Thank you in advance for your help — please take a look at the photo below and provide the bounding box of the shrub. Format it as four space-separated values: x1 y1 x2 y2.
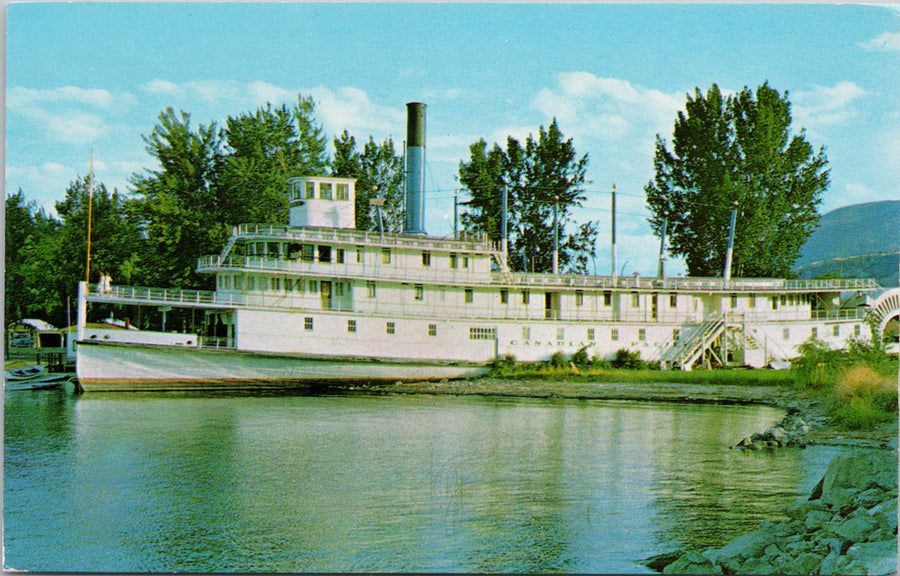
612 348 644 369
832 395 895 430
590 354 612 369
493 354 517 371
548 350 567 368
570 346 591 366
791 338 843 389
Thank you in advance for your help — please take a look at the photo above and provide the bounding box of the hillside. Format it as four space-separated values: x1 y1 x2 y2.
794 200 899 287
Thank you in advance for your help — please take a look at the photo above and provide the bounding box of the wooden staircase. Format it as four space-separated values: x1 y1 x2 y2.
662 314 726 371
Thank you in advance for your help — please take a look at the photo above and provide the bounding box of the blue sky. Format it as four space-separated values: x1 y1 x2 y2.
6 2 900 276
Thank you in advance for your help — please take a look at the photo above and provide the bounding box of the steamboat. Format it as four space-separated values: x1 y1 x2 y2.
75 103 881 391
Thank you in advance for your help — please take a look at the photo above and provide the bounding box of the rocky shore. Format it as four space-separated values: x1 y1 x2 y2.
648 450 898 575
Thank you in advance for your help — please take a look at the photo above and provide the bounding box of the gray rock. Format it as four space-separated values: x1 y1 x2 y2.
662 550 719 575
854 487 888 509
835 515 880 543
869 499 899 534
783 552 824 575
817 551 849 575
820 453 898 501
740 557 775 575
806 509 833 532
846 539 899 576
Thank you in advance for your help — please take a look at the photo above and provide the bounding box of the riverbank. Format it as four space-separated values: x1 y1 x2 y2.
367 377 896 448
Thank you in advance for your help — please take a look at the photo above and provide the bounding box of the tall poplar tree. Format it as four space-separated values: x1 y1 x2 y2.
458 120 598 273
645 82 828 278
331 131 404 233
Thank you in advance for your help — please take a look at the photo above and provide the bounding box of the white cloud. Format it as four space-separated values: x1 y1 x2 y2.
308 86 405 140
858 31 900 52
531 72 684 145
793 81 869 130
7 85 118 109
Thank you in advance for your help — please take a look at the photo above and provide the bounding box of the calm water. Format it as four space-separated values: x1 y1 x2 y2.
4 387 847 573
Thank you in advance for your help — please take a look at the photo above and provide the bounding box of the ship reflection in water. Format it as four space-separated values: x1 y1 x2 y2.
4 389 847 573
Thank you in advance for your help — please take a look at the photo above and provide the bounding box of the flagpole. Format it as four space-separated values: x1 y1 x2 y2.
85 152 94 284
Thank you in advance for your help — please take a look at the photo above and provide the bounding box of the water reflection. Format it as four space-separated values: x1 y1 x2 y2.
4 390 845 573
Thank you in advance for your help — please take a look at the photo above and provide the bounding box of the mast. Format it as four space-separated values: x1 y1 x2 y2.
85 152 94 284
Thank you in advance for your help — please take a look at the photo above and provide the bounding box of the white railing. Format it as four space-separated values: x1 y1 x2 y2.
231 224 498 253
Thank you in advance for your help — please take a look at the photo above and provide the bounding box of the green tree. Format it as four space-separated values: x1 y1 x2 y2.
130 107 225 289
458 120 598 273
219 97 329 225
5 189 58 323
331 131 404 232
645 82 828 277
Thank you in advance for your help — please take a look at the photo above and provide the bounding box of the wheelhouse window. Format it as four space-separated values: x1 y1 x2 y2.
305 181 315 199
319 182 333 200
336 183 349 201
318 245 332 263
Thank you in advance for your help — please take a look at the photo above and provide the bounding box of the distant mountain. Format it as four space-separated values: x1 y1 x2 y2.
794 200 899 287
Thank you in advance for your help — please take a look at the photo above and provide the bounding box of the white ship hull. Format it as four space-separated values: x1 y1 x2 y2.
76 340 488 392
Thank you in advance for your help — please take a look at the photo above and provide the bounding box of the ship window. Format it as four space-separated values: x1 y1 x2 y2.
833 325 840 337
603 292 612 306
337 248 345 264
783 328 790 340
247 277 255 291
348 320 356 333
781 294 787 306
422 251 431 267
367 281 376 298
673 329 680 341
811 327 818 339
854 324 861 337
309 280 318 293
305 182 315 199
287 243 301 260
335 282 344 296
463 256 469 269
575 291 583 306
748 294 756 308
500 289 508 304
284 278 293 292
382 248 392 264
414 284 424 300
522 290 530 305
771 296 778 310
730 294 738 308
305 317 314 331
631 293 640 307
464 289 473 303
450 253 458 269
611 329 619 341
318 245 332 263
320 182 333 200
271 277 280 291
336 183 349 201
356 246 364 263
301 245 315 262
587 328 595 341
469 327 496 340
267 243 279 259
428 324 437 337
557 328 565 341
386 322 395 335
669 294 677 308
522 327 531 340
639 328 646 341
295 279 304 293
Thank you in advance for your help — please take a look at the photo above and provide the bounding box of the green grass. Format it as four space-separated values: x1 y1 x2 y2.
489 363 797 386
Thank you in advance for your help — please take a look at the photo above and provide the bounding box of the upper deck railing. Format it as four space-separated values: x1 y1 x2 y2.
494 273 879 292
229 224 499 254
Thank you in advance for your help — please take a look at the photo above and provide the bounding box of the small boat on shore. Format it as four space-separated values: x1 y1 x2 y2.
5 365 71 391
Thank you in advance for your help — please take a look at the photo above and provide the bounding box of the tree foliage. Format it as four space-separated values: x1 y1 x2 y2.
458 119 598 273
331 131 404 232
645 82 828 278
